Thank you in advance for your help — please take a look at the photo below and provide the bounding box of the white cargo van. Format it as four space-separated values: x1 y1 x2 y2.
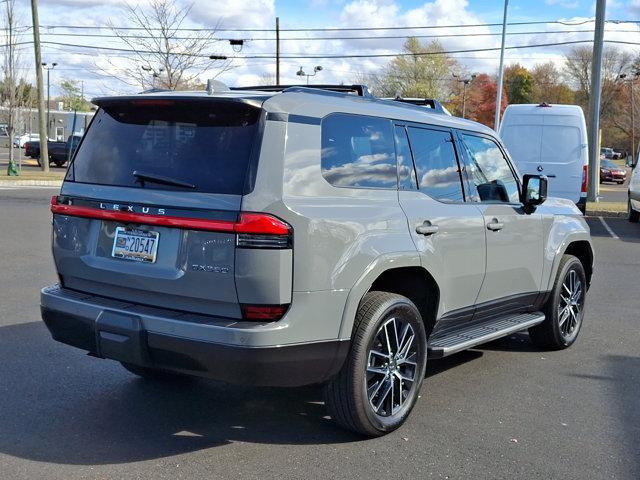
499 104 588 212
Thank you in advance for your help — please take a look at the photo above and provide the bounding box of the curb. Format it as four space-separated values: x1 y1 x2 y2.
0 180 62 187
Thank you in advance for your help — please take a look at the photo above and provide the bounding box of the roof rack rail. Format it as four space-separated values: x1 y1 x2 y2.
382 97 448 114
230 84 373 98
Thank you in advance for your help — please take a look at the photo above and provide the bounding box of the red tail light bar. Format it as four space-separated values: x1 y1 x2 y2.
50 196 291 237
581 165 588 193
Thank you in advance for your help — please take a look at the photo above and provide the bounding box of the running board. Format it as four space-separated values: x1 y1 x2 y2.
428 312 545 358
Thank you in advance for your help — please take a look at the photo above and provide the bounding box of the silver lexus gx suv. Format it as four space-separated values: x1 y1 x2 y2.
42 85 593 436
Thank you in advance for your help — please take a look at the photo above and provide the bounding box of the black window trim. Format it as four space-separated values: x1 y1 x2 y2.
320 112 399 191
395 122 468 204
393 124 418 191
453 128 523 206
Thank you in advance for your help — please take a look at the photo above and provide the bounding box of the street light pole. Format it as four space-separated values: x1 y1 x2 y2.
619 72 639 162
494 0 509 132
42 62 57 138
453 74 476 119
296 65 323 85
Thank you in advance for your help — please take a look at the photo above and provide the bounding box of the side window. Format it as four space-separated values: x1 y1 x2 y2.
394 126 417 190
406 127 464 203
459 133 520 203
321 113 397 189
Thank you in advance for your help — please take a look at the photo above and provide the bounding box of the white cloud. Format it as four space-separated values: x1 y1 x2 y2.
545 0 580 8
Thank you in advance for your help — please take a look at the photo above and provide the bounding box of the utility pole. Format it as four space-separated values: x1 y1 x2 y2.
494 0 509 132
275 17 280 85
587 0 606 203
30 0 49 172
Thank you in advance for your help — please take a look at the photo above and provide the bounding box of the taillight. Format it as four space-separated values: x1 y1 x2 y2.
581 165 588 193
51 197 292 248
235 213 292 249
241 304 289 321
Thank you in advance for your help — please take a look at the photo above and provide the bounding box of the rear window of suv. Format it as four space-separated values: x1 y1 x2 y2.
66 99 262 195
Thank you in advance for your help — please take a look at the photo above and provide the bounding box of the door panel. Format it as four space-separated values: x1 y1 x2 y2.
397 126 486 318
456 131 545 306
473 203 544 303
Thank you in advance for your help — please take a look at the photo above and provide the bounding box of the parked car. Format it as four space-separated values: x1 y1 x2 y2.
499 103 589 213
42 85 594 436
601 147 615 159
612 148 626 160
629 164 640 222
13 133 42 148
600 159 627 184
26 135 83 168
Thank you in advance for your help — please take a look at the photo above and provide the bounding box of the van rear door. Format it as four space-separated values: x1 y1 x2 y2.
501 109 587 204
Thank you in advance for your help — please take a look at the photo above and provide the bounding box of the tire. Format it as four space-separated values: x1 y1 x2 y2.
629 200 639 223
53 160 66 168
529 254 586 350
35 156 41 167
120 362 189 381
324 291 428 437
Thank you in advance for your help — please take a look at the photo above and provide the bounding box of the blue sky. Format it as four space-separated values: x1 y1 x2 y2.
19 0 640 98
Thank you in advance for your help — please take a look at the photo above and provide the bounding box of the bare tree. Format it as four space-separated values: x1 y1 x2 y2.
107 0 231 91
564 46 634 116
2 0 23 175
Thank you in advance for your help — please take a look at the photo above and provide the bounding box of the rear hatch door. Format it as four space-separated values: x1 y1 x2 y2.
53 96 263 318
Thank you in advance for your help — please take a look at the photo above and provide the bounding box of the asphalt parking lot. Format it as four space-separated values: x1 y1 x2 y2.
0 187 638 480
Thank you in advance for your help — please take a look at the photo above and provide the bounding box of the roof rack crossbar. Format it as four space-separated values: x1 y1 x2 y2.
230 84 373 98
384 97 446 114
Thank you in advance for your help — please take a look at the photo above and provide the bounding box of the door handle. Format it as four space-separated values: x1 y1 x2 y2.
486 218 504 231
416 221 439 236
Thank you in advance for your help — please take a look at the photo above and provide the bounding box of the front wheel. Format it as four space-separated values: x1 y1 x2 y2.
529 254 586 349
324 291 427 437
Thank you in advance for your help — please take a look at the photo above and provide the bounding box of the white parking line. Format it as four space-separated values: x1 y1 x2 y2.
598 216 620 240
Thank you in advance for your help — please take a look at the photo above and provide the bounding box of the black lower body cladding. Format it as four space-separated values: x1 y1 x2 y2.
41 290 349 387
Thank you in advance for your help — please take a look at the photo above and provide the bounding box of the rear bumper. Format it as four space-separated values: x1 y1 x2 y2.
576 196 586 214
41 284 349 387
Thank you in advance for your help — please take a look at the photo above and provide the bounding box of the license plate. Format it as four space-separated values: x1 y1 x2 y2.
111 227 159 263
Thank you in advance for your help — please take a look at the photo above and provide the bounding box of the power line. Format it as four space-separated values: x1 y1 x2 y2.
32 38 640 59
35 18 606 32
35 28 640 42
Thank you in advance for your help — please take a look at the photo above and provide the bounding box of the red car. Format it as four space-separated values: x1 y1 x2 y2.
600 159 627 184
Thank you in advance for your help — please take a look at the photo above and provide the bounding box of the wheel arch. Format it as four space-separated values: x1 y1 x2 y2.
338 253 440 340
563 240 594 289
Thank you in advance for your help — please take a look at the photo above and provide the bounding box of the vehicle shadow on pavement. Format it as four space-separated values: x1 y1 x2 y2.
0 321 479 465
0 321 358 465
475 332 544 353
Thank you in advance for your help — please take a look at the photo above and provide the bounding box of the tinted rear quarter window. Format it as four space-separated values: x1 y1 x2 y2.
67 99 261 195
321 113 397 189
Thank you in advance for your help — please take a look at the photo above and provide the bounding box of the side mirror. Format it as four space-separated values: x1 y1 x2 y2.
521 174 547 213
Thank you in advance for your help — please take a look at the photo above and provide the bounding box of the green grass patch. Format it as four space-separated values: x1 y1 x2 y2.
587 201 627 214
2 170 65 181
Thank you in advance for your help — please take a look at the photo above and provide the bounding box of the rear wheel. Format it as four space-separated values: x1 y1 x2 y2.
529 255 586 349
324 291 427 437
629 200 639 223
120 362 189 381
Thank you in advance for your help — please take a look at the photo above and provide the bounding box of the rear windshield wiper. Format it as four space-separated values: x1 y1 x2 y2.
133 170 196 190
